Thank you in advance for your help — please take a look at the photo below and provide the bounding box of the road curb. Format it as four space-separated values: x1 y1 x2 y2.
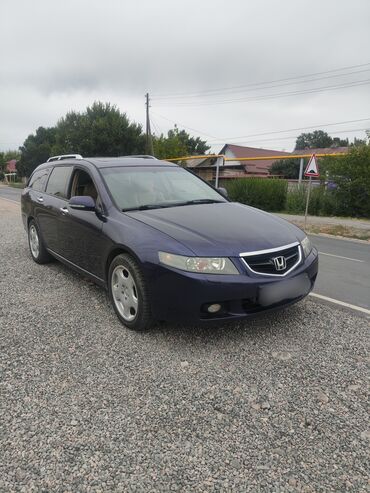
307 232 370 244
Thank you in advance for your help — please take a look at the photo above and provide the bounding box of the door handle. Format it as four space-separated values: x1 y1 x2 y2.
37 196 44 203
60 207 69 215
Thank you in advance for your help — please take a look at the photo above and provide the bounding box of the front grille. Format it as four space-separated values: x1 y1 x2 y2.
241 244 301 276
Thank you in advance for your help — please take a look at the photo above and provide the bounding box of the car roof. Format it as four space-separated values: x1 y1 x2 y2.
84 157 178 168
36 157 178 170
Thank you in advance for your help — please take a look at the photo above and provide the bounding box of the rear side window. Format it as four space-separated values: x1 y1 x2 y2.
28 169 50 192
46 166 73 198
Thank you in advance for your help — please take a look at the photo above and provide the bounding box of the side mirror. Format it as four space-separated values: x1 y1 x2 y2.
217 187 228 198
69 195 95 211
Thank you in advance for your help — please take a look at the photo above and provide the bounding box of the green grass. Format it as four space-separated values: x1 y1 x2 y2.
7 182 25 189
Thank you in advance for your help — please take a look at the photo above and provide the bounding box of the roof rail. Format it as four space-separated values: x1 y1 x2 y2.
47 154 83 162
119 155 158 160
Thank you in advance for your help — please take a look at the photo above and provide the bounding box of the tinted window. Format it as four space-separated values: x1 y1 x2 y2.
28 169 50 192
46 166 73 198
70 169 99 200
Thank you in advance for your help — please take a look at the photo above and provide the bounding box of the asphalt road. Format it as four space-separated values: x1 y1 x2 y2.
0 199 368 491
0 186 369 312
311 235 370 310
0 184 22 203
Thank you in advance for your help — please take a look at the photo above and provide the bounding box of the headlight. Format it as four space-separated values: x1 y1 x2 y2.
301 236 312 258
158 251 239 275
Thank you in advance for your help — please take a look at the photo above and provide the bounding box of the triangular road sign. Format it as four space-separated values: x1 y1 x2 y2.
304 154 320 177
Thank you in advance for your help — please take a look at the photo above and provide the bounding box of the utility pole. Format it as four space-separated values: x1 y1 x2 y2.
298 157 304 185
145 93 154 156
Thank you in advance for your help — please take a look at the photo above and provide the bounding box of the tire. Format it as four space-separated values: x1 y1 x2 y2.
28 219 52 264
108 253 154 331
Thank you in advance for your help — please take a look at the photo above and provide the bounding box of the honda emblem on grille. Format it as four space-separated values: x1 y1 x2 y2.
272 255 286 271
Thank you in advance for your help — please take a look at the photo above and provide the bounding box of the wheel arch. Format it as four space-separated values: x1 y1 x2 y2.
105 245 142 283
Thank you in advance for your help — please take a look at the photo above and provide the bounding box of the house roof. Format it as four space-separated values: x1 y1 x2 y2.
220 144 292 173
292 146 349 155
186 156 217 168
6 159 17 172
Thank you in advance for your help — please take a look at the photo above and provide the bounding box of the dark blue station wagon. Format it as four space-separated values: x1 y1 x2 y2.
21 155 318 330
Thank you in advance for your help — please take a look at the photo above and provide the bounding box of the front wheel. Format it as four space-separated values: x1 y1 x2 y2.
108 254 154 331
28 220 52 264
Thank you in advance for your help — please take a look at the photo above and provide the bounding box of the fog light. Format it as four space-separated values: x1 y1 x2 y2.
207 303 222 313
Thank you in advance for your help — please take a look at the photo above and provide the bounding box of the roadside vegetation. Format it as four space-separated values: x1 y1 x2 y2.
288 222 370 242
224 178 287 212
224 145 370 219
2 103 369 222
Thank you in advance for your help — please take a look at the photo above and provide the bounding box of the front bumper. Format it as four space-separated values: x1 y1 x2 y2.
147 248 319 323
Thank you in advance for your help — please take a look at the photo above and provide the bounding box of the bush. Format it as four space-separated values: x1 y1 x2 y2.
321 145 370 218
225 178 288 212
8 182 25 189
286 185 344 216
285 186 306 214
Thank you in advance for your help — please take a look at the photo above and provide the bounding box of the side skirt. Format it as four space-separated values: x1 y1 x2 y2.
47 248 107 288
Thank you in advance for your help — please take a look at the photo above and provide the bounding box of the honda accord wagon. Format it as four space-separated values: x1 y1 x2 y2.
21 155 318 330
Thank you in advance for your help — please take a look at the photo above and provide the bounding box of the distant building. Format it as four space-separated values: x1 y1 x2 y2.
6 159 17 173
219 144 292 177
188 144 292 180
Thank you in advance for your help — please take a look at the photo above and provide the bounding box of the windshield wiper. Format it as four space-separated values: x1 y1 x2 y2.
122 199 224 212
174 199 225 206
122 204 166 212
122 202 186 212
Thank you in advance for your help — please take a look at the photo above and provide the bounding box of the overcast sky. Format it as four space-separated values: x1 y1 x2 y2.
1 0 370 154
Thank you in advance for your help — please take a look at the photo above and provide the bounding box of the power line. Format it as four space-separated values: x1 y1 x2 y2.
208 128 368 147
154 79 370 107
151 62 370 99
151 113 370 147
151 111 221 140
149 115 161 136
206 117 370 143
152 68 370 101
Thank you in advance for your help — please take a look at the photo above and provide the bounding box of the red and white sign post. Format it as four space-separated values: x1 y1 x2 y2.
304 154 320 230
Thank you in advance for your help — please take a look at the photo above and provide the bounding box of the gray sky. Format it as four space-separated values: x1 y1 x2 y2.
1 0 370 154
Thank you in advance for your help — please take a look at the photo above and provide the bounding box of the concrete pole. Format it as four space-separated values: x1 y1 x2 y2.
215 156 223 188
298 157 304 185
145 93 154 156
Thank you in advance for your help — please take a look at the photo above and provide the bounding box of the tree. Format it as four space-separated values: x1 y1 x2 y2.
351 137 367 147
17 102 209 177
17 127 57 177
153 125 210 159
295 130 332 150
332 137 349 147
52 101 146 158
270 158 300 179
321 145 370 217
17 102 147 177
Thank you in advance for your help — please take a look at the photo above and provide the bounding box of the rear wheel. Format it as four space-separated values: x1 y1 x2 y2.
28 220 52 264
108 254 153 331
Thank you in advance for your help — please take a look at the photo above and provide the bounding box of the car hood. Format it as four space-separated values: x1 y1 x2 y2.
126 202 304 257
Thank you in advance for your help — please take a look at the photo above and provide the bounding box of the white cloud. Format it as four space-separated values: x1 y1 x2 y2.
1 0 369 152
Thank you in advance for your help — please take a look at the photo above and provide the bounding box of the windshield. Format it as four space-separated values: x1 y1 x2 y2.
101 166 226 211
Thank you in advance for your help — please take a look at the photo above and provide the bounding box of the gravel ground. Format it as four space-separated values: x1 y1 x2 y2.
1 200 369 492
